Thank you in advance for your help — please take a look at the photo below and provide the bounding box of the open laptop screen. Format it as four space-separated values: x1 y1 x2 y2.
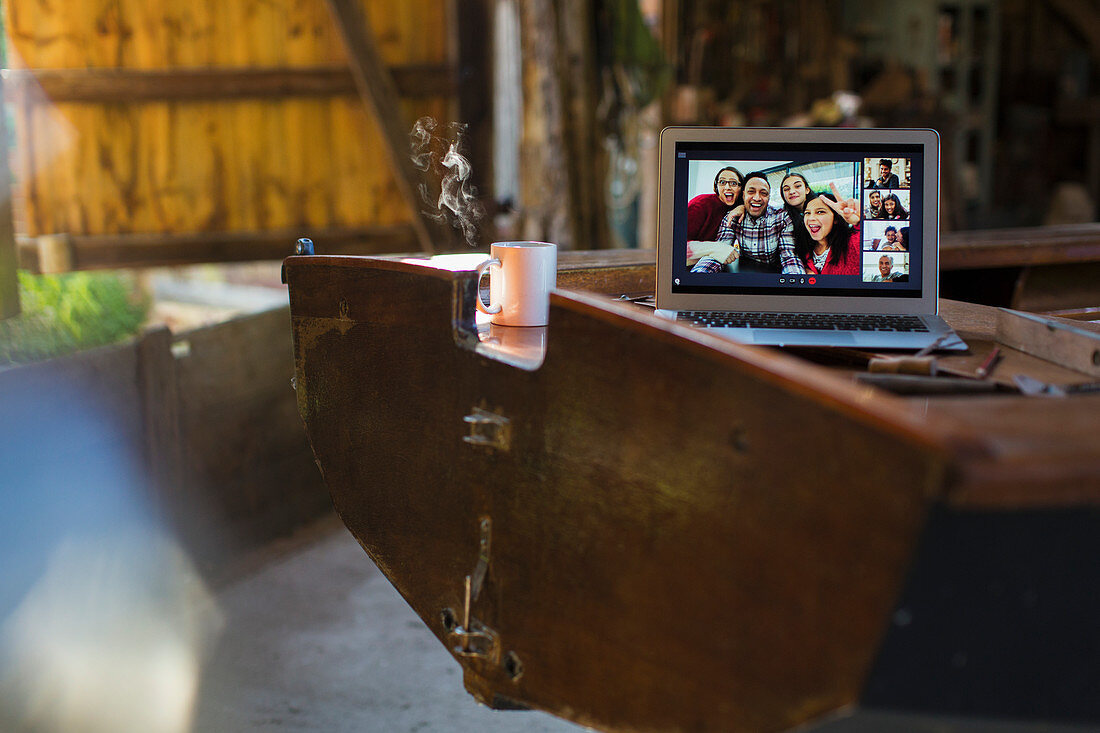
672 141 924 298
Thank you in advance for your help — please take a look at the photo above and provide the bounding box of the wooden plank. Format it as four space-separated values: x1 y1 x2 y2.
365 248 658 294
1042 306 1100 322
1045 0 1100 66
34 233 73 274
518 0 576 248
452 0 493 244
0 77 19 318
995 308 1100 377
556 0 608 251
556 264 653 296
136 326 183 504
3 1 458 264
940 223 1100 269
1010 262 1100 312
16 225 421 271
2 66 456 104
324 0 452 253
558 249 657 295
558 247 655 270
0 236 16 319
173 306 331 565
897 298 1100 507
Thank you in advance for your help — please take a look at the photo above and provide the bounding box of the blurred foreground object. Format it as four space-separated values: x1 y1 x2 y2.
0 375 222 733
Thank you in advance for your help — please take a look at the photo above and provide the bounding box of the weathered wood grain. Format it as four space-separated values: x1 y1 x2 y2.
2 0 455 264
940 223 1100 269
283 254 1100 730
172 306 331 567
3 66 456 103
16 225 421 271
324 0 452 253
518 0 576 248
284 255 963 731
136 327 183 504
1009 262 1100 312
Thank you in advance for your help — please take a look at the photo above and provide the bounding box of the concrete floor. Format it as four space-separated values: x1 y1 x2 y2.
192 517 584 733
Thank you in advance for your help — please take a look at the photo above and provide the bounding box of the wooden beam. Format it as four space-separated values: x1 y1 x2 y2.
940 223 1100 270
136 326 183 506
16 225 422 272
518 0 576 248
323 0 453 253
1045 0 1100 66
452 0 494 245
556 0 608 250
0 76 19 319
2 65 456 105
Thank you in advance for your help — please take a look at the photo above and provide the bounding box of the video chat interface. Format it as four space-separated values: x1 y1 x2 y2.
673 142 924 298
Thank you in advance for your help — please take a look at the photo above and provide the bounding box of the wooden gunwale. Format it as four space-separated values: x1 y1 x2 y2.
285 254 987 474
286 253 1100 509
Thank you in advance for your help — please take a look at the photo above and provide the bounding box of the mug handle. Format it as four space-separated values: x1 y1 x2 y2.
475 257 502 315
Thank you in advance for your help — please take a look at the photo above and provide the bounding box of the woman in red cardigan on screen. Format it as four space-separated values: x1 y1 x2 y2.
795 186 862 276
687 166 743 241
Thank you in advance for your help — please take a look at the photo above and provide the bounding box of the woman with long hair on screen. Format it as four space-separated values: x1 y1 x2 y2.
686 166 744 269
882 192 908 220
780 172 811 225
778 172 814 261
794 186 862 276
864 189 885 220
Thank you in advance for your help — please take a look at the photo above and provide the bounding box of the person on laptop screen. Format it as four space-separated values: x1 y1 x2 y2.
795 189 862 276
880 225 905 251
691 171 804 275
868 254 905 282
864 189 885 220
869 158 900 189
687 166 743 241
882 192 908 220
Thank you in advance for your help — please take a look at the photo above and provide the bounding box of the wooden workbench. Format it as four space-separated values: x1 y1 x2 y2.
283 252 1098 733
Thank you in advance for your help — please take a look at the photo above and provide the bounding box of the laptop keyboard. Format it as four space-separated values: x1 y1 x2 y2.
676 311 930 332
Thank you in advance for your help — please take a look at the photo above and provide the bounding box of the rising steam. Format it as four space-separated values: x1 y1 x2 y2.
410 117 484 246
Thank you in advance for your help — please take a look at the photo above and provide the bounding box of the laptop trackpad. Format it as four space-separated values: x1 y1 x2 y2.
752 330 857 346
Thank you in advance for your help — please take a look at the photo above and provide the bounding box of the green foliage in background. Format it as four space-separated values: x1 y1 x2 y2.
0 271 149 366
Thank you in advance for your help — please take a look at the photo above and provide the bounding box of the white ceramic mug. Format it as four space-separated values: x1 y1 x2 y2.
476 242 557 327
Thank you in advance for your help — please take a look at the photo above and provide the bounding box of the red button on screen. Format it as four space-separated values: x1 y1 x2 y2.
808 277 816 285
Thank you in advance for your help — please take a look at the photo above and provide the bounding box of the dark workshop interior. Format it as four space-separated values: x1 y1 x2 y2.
1 1 1098 731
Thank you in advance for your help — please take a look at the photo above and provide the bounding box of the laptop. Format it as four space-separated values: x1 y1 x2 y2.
655 126 966 350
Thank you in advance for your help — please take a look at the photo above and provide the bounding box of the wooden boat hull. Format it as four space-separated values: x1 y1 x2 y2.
283 254 1097 732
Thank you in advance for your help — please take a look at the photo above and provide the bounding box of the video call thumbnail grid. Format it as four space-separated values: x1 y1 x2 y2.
683 156 914 283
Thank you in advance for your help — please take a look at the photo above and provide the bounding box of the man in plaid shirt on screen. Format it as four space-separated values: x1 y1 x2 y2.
691 171 804 275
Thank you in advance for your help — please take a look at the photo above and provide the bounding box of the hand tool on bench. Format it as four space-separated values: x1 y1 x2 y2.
867 334 951 375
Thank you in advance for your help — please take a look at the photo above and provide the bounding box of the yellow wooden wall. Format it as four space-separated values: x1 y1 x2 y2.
3 0 450 242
